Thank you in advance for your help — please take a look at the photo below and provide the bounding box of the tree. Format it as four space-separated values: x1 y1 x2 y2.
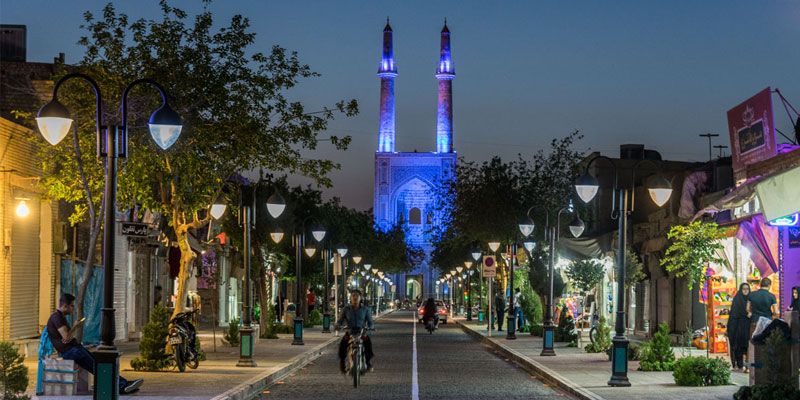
625 248 646 289
565 259 605 295
661 221 728 290
430 131 584 272
526 246 565 308
43 1 358 319
0 341 29 400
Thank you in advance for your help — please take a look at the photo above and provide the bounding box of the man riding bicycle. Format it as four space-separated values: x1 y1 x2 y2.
335 290 375 373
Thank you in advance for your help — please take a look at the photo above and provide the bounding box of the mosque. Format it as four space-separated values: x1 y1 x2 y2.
373 20 457 300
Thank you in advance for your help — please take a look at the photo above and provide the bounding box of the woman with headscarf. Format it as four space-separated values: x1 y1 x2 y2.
787 286 800 312
727 282 751 372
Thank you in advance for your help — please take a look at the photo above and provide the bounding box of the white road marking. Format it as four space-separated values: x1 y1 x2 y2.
412 312 419 400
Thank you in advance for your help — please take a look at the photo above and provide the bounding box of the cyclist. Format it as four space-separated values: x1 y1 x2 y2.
335 290 375 373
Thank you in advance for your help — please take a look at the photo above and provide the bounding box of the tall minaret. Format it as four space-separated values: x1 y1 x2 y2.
377 18 398 153
435 20 455 153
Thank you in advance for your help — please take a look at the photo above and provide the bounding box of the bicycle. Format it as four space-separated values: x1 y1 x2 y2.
339 327 374 388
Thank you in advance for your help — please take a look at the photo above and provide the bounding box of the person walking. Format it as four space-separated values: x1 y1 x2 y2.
494 290 505 331
727 283 751 372
787 286 800 312
514 288 525 328
747 277 778 322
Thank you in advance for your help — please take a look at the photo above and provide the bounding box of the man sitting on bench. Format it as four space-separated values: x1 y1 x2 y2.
47 293 143 395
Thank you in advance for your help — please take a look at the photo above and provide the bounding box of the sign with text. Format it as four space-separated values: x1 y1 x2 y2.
482 255 496 278
727 88 776 177
789 227 800 249
333 253 342 276
121 222 148 237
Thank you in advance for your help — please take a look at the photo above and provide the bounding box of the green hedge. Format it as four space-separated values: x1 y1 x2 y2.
672 356 730 386
734 384 800 400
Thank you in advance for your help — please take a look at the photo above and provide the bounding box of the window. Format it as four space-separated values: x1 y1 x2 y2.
409 207 421 225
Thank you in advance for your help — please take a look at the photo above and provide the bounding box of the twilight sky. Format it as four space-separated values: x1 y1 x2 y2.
3 1 799 210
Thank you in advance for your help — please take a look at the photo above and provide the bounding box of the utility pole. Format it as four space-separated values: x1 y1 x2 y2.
699 133 719 161
714 144 728 158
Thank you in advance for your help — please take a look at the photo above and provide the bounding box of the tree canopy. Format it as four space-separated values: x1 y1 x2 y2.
30 1 359 316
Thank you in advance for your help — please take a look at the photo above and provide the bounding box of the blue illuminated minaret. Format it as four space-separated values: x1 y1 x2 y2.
377 18 398 153
435 20 455 153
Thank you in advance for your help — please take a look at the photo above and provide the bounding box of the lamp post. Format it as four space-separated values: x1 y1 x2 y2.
334 245 349 321
36 74 181 399
519 201 584 355
267 194 325 346
464 261 474 321
487 241 500 333
316 227 332 333
574 155 672 387
471 249 482 322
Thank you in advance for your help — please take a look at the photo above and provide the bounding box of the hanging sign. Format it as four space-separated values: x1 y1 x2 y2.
333 253 342 276
727 88 777 178
482 255 497 278
789 227 800 249
121 222 148 237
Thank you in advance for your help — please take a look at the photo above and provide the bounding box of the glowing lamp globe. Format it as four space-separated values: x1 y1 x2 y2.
471 249 481 261
270 227 285 244
488 241 501 252
311 225 327 242
648 175 673 207
209 203 227 220
36 99 73 146
352 255 362 265
523 241 535 253
266 192 286 219
568 216 585 238
336 245 348 257
518 216 535 237
304 246 317 257
148 102 183 150
574 171 600 203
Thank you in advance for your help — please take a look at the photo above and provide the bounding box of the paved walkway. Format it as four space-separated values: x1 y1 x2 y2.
26 311 393 399
458 318 748 400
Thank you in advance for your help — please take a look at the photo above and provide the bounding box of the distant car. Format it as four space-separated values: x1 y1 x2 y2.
418 300 448 324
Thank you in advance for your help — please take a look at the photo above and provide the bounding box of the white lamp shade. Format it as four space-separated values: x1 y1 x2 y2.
270 229 284 244
648 188 672 207
488 241 501 252
518 218 535 237
471 251 481 261
266 192 286 219
337 246 348 257
575 171 600 203
575 185 599 203
352 255 362 264
312 229 326 242
304 247 317 257
210 204 227 220
360 271 366 276
378 271 384 278
148 124 182 150
371 268 378 274
36 117 73 146
464 261 473 268
568 216 585 238
456 266 463 273
364 264 372 271
523 241 535 252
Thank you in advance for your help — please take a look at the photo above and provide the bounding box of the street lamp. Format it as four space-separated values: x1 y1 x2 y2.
270 227 285 244
523 241 535 253
464 261 473 320
36 73 182 398
267 194 325 346
575 154 673 387
520 199 580 355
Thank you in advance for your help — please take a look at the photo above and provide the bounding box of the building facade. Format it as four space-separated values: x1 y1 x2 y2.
373 21 456 299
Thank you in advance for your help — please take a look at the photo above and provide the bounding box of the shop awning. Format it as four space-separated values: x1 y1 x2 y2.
755 165 800 221
558 231 614 260
692 177 761 221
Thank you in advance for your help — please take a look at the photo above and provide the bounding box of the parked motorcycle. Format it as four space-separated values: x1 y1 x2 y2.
167 309 200 372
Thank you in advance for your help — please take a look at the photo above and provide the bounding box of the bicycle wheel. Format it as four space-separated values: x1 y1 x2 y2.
589 327 598 344
352 348 360 388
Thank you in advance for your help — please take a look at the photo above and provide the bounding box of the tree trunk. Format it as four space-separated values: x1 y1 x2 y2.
171 225 196 319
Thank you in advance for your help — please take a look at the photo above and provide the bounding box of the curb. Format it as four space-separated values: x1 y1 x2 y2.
456 320 604 400
212 310 396 400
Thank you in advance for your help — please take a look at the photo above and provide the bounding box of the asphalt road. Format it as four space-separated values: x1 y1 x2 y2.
260 311 572 400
